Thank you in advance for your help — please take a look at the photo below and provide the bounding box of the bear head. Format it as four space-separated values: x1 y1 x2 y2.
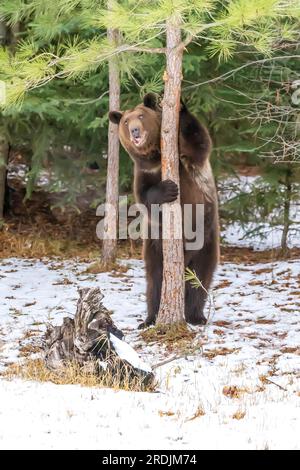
109 93 162 160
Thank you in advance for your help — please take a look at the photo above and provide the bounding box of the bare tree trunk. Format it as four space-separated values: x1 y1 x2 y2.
0 21 8 222
0 21 7 44
281 169 292 255
157 17 185 324
0 137 9 221
102 3 120 266
9 22 19 53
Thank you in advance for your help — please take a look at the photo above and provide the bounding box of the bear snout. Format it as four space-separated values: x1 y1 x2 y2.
131 127 141 139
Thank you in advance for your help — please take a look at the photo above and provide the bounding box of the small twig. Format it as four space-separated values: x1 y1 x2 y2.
264 377 288 392
177 33 193 51
121 44 166 54
184 267 216 326
152 354 184 369
184 55 300 90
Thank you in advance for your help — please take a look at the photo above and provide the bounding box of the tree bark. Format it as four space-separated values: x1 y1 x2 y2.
9 22 19 54
0 21 8 222
102 2 120 266
0 137 9 221
157 17 185 324
0 21 7 45
281 169 292 255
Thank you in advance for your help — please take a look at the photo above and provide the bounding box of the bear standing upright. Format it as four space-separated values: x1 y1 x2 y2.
109 93 219 326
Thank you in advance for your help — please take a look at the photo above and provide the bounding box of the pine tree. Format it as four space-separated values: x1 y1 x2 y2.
0 20 8 222
102 0 121 267
0 131 8 221
157 15 185 324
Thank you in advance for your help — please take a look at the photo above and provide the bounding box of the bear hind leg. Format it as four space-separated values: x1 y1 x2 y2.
184 246 217 325
185 280 208 325
139 240 163 329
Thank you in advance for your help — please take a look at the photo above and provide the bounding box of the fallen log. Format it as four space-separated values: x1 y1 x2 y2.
44 287 153 385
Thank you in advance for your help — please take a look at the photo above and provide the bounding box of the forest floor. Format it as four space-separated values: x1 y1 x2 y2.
0 174 299 449
0 255 299 449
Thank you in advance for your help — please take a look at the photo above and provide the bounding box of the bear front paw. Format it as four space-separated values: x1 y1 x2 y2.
158 179 179 204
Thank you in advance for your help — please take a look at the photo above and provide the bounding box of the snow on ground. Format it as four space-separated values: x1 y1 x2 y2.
222 221 300 251
0 257 300 449
219 175 300 250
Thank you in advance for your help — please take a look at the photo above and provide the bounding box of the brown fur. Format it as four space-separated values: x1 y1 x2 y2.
109 93 219 326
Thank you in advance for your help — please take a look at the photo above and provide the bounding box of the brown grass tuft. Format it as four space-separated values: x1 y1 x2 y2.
185 405 205 421
158 410 175 417
19 344 42 357
0 221 142 261
232 410 246 420
0 227 99 260
280 347 300 355
141 322 199 353
204 347 240 359
3 358 155 392
222 385 249 399
85 260 128 274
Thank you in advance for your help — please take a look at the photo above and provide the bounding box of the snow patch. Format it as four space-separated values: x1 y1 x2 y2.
110 333 152 374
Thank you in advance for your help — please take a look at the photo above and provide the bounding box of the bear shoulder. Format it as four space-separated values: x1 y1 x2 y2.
179 101 212 168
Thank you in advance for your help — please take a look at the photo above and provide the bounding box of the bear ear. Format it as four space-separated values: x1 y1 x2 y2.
143 93 159 110
180 98 187 112
109 111 123 125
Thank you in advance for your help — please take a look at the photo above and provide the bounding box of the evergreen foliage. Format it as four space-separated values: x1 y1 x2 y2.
0 0 299 246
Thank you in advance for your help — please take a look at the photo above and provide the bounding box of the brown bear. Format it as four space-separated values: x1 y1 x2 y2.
109 93 219 326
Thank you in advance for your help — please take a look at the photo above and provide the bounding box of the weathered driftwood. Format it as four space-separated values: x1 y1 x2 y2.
44 287 153 383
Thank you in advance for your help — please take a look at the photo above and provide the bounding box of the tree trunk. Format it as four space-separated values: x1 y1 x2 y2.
0 21 8 222
281 169 292 255
0 21 7 45
9 22 19 53
157 17 185 324
0 137 9 221
102 3 120 266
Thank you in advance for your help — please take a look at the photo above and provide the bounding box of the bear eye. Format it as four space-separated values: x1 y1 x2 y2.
124 120 128 126
139 115 143 119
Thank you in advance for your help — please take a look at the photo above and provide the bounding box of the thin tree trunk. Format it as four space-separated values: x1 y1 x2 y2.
102 4 120 266
9 22 19 53
0 21 7 45
281 169 292 254
0 21 8 222
157 17 185 324
0 138 9 221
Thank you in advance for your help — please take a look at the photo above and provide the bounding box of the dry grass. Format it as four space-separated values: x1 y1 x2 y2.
232 410 246 420
0 228 99 260
185 405 206 421
213 320 232 328
0 221 142 261
204 347 240 359
158 410 175 417
220 246 300 263
280 347 300 355
141 322 199 353
3 358 155 392
1 218 300 263
19 344 42 357
222 385 249 399
256 319 277 325
85 260 129 274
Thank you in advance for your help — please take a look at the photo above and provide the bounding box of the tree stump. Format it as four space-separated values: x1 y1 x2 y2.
44 287 153 384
